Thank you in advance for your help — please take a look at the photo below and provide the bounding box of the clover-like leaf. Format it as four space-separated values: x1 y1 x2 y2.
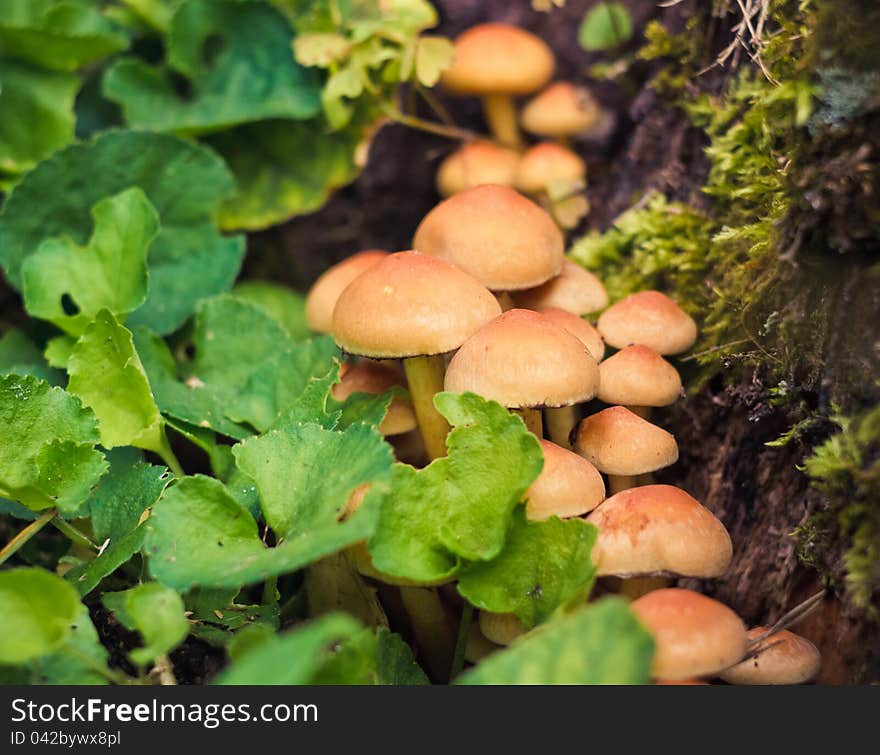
414 36 454 86
22 189 158 337
578 2 633 52
368 392 543 583
0 131 245 335
458 597 654 685
457 511 598 627
103 0 321 135
0 374 107 513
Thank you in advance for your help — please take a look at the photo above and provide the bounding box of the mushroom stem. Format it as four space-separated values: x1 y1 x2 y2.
627 405 653 420
608 474 640 494
619 576 670 600
399 585 456 683
403 355 450 460
545 405 576 449
515 407 543 437
482 94 523 148
495 291 515 311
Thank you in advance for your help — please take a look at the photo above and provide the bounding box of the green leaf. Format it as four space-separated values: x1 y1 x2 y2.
65 526 147 597
0 130 245 335
459 597 654 685
89 462 170 544
186 588 279 646
233 421 393 540
103 0 321 135
0 60 78 179
578 2 633 52
0 0 128 72
374 628 429 685
67 311 166 453
368 392 543 582
121 0 183 33
230 280 310 340
22 188 158 337
215 613 361 685
210 118 364 231
414 36 454 86
0 567 81 664
103 582 188 666
0 374 106 513
145 475 379 590
0 329 63 384
458 511 598 627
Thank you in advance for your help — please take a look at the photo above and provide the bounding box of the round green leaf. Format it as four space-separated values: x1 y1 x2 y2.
578 2 633 52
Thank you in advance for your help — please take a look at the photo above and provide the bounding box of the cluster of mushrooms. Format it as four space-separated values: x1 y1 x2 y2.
301 23 822 685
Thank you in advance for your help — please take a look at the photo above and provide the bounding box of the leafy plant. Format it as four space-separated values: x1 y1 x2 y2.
578 2 633 52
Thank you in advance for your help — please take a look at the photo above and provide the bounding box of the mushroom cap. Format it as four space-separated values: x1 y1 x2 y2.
513 259 608 315
413 184 564 291
573 406 679 476
332 361 417 436
597 345 682 407
526 439 606 521
305 250 387 333
478 611 527 646
537 307 605 361
332 251 501 358
597 291 697 355
586 485 732 578
521 81 601 137
441 23 555 96
720 627 821 685
436 141 520 197
631 588 748 680
444 309 600 408
514 142 586 194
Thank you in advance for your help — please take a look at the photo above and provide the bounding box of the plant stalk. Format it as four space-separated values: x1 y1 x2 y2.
0 508 56 566
449 602 474 682
403 355 450 460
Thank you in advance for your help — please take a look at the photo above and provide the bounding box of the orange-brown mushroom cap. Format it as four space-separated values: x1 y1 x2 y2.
513 260 608 315
597 291 697 355
331 251 501 358
586 485 732 578
598 345 682 407
526 439 606 521
573 406 678 476
413 185 564 291
478 611 527 646
514 142 586 194
720 627 821 685
631 588 748 680
332 361 417 436
444 309 599 408
305 250 387 333
520 81 601 138
539 307 605 361
441 24 555 96
436 141 520 197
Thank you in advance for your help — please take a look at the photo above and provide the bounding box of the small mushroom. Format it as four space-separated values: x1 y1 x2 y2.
441 23 555 148
332 361 417 437
465 621 501 663
597 290 697 356
478 611 527 646
304 249 388 333
520 81 603 142
598 344 682 420
514 142 590 229
631 588 748 681
444 309 599 437
525 439 606 521
436 141 520 197
720 627 821 685
513 259 608 316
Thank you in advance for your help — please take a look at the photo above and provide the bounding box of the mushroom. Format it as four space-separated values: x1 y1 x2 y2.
332 361 417 437
586 485 732 598
413 185 565 297
478 610 527 646
573 406 679 493
719 627 821 685
520 81 602 143
436 141 520 197
525 439 605 521
631 588 748 681
465 620 501 663
597 290 697 356
305 249 388 333
332 251 501 459
598 344 682 420
440 23 555 148
513 259 608 316
444 309 599 437
514 142 590 229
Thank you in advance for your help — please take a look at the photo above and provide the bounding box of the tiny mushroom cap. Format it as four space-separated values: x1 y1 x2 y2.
520 81 601 138
332 251 501 358
478 611 527 646
413 185 565 291
525 439 606 521
444 309 600 409
586 485 733 578
440 24 554 96
631 588 748 680
305 250 387 333
538 307 605 362
598 345 682 407
514 142 586 195
597 290 697 355
720 627 821 685
436 141 520 197
573 406 679 476
513 259 608 315
331 361 417 436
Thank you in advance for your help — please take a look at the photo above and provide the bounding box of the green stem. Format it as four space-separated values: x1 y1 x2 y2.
152 654 177 686
155 431 185 478
449 602 474 682
382 105 483 142
0 508 56 566
51 517 98 552
263 575 279 606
